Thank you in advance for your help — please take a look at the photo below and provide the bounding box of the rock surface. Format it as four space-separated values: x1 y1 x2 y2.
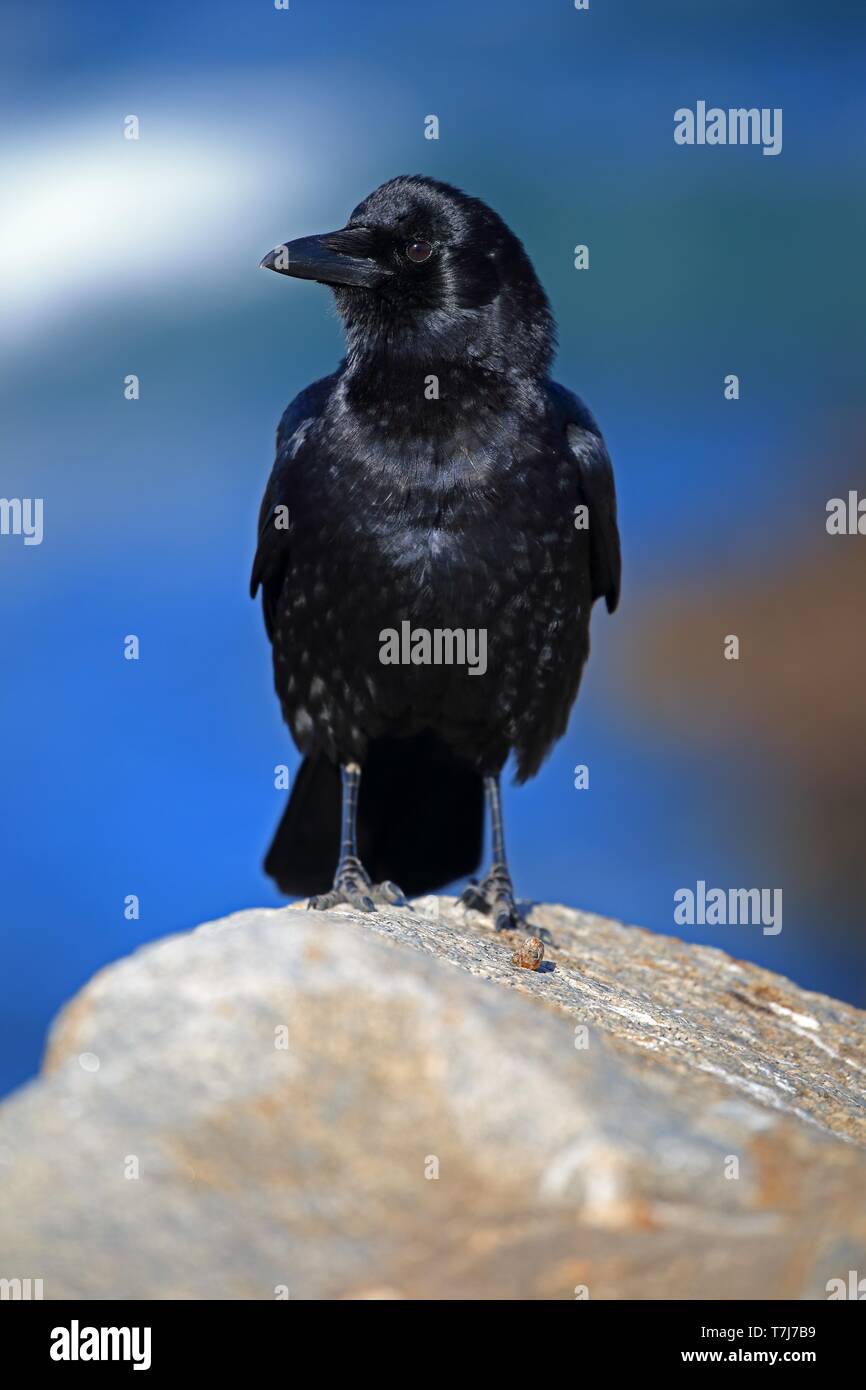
0 898 864 1300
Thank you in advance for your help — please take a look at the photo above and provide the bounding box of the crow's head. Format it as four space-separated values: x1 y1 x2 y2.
261 175 554 378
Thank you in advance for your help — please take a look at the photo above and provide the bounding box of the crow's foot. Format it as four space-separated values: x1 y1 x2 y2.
308 858 408 913
460 865 526 932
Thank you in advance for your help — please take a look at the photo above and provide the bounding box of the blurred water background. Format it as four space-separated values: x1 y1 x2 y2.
1 0 865 1095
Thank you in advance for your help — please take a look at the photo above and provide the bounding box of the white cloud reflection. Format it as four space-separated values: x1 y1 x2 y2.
0 82 313 347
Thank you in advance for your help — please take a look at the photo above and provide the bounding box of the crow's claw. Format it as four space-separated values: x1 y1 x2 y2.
459 866 527 932
308 858 408 913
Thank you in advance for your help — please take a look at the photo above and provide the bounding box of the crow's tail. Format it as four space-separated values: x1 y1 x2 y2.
264 731 484 898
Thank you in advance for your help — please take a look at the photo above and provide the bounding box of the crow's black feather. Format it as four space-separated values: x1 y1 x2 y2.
253 176 620 894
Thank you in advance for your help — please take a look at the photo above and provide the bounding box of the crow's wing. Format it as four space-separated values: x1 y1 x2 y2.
549 379 621 614
250 373 336 640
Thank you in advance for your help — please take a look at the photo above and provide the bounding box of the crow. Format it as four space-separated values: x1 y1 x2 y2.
254 175 620 930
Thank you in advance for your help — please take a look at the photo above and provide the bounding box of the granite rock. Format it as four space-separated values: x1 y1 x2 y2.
0 898 863 1300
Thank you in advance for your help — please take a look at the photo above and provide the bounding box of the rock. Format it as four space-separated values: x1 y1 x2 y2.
0 898 864 1300
511 934 545 970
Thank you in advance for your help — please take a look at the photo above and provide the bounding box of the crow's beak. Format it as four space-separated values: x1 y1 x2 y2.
259 227 389 289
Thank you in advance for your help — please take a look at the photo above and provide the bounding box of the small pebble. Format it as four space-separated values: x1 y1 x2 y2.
512 936 544 971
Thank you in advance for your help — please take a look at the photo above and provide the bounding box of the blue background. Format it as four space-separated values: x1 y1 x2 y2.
2 0 865 1096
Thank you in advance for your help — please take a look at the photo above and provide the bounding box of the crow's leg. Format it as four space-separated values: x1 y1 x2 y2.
308 762 407 912
459 774 526 931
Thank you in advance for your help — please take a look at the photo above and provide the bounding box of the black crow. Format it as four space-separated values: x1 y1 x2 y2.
254 175 620 930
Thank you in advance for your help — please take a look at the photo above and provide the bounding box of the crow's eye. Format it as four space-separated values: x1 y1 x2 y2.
406 240 433 263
